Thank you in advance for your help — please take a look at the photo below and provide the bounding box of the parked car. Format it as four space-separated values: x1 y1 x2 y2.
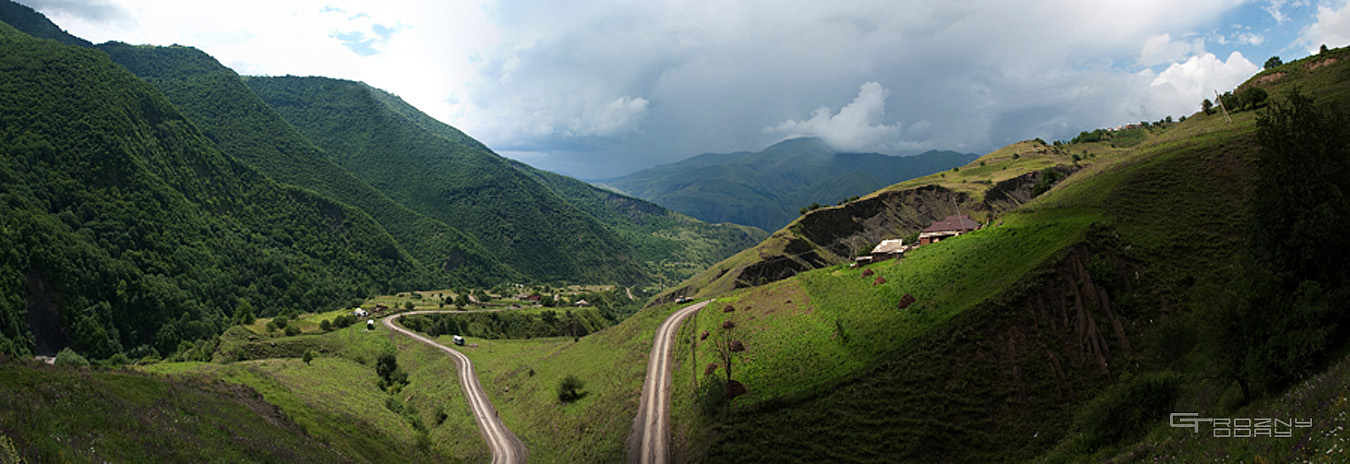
453 335 465 346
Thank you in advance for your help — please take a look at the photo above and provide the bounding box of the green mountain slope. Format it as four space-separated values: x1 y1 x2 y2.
0 23 421 359
664 47 1350 463
94 43 513 286
247 76 689 285
598 137 977 230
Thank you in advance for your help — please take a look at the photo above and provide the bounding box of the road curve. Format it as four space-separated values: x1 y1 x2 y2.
384 311 528 464
628 300 710 464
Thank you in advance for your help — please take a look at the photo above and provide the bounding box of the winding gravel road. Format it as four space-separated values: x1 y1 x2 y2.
384 311 528 464
628 300 710 464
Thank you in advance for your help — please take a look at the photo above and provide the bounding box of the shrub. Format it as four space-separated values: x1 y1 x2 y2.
697 374 727 416
377 352 409 392
1072 371 1181 453
1030 167 1066 197
557 374 586 403
303 349 316 365
53 347 89 367
284 325 300 337
319 319 332 332
273 315 289 329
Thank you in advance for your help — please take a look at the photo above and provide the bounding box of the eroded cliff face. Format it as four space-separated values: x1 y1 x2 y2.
656 165 1077 304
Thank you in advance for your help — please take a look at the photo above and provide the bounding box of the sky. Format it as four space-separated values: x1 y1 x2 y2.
19 0 1350 179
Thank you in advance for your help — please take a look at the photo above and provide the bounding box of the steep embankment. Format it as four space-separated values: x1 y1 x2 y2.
95 43 512 286
666 48 1350 463
657 139 1078 304
599 137 977 231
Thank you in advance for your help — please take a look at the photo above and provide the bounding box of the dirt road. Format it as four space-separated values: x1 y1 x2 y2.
628 300 709 464
384 311 528 464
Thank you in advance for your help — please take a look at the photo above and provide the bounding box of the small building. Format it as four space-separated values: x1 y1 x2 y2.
574 299 591 307
868 239 907 262
353 308 369 317
918 215 981 245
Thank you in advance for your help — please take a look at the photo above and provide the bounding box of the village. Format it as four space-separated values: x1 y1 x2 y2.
852 214 984 267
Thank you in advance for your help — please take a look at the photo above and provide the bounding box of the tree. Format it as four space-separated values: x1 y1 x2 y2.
54 347 90 367
319 319 332 332
1320 44 1329 55
557 374 585 403
1264 56 1283 69
303 349 316 365
235 299 255 325
376 352 408 392
1202 98 1214 115
711 306 748 401
1239 87 1268 111
1206 89 1350 401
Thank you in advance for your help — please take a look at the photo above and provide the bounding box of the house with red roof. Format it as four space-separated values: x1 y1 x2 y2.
918 215 981 245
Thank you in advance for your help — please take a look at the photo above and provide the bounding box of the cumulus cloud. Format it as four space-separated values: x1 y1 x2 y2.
1139 33 1206 66
1298 0 1350 53
764 82 903 153
1143 51 1260 117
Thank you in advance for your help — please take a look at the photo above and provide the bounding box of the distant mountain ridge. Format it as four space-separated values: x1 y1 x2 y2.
598 137 978 231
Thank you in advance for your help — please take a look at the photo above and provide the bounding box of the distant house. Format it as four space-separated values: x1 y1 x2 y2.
868 239 908 262
574 299 591 307
353 308 369 317
918 215 981 245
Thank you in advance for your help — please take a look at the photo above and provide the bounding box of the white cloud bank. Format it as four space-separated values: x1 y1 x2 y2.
1298 0 1350 53
1142 51 1260 118
764 82 903 153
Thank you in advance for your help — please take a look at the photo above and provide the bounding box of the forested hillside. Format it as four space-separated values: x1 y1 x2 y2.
95 43 514 286
0 22 422 359
599 137 977 231
247 76 740 285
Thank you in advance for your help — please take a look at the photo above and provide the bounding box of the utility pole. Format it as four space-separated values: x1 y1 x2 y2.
1214 89 1232 123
